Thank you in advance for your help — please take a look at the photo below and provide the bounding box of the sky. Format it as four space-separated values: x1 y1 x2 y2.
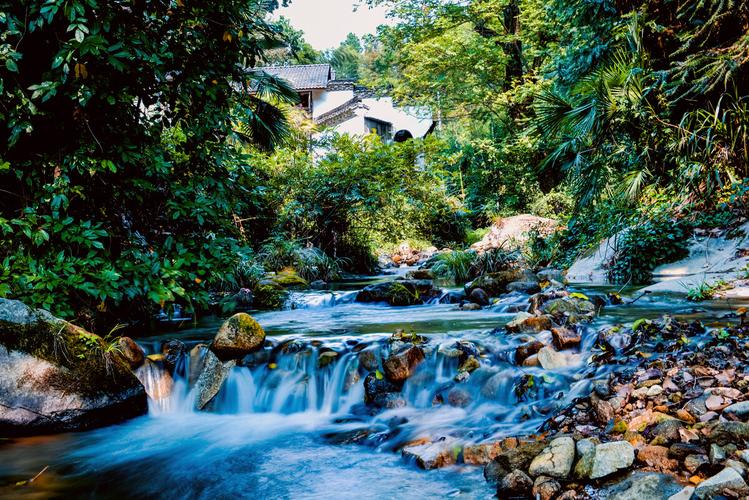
275 0 393 50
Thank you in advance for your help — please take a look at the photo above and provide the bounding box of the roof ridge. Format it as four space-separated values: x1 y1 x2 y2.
255 63 331 69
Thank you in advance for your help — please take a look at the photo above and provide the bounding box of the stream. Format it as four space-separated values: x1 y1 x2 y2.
0 272 746 499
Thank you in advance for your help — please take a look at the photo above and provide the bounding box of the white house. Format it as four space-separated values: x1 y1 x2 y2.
253 64 434 141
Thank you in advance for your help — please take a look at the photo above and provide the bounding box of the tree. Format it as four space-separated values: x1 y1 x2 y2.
0 0 296 323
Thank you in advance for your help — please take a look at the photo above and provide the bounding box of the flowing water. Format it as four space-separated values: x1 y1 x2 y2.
1 273 747 499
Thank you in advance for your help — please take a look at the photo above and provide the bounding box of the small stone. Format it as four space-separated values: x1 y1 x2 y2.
463 442 502 465
402 438 459 469
594 398 615 424
383 346 425 383
551 327 581 350
528 437 575 478
506 312 553 334
723 401 749 419
647 385 664 397
590 441 635 479
694 467 749 498
709 421 749 446
705 394 727 411
637 445 678 472
685 454 709 473
532 475 561 500
710 443 726 464
677 408 697 424
515 340 544 364
522 354 540 367
574 438 597 479
498 469 533 496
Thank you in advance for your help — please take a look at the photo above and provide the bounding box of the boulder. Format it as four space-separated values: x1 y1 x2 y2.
118 336 145 369
0 298 146 434
498 469 533 497
193 350 235 410
506 312 553 334
605 472 683 500
402 437 459 469
709 421 749 446
356 280 435 306
134 357 174 401
470 215 559 253
537 346 569 370
211 313 266 361
637 445 678 472
383 346 425 383
537 268 566 283
161 339 186 370
484 440 548 483
228 287 254 309
515 340 544 365
507 281 541 294
405 269 434 280
263 268 308 288
694 467 749 498
363 371 402 407
309 280 329 290
465 270 523 297
529 436 575 478
551 327 581 350
460 302 482 311
541 296 596 323
589 441 635 479
533 476 561 500
463 442 503 465
574 438 597 479
469 288 490 306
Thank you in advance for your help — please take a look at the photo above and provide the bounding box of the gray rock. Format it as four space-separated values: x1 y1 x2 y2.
537 346 568 370
498 469 533 496
193 350 235 410
484 440 548 483
723 401 749 419
710 443 726 464
574 438 597 479
0 298 146 434
506 281 541 294
709 421 749 446
469 288 490 306
590 441 635 479
668 486 695 500
528 436 575 478
606 472 682 500
694 467 748 498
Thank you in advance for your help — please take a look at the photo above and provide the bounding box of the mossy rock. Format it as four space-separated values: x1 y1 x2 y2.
0 298 147 434
264 268 308 289
253 283 287 309
386 282 421 306
211 312 266 360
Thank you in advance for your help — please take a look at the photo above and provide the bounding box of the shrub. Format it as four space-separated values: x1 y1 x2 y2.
471 247 520 276
529 191 574 219
606 214 690 284
466 227 491 246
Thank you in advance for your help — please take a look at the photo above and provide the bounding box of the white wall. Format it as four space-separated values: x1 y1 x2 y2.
360 97 433 137
311 89 354 119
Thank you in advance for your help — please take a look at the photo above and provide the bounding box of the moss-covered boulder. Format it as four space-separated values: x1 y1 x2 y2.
261 268 308 289
211 313 266 360
355 279 435 306
465 270 523 297
0 298 147 434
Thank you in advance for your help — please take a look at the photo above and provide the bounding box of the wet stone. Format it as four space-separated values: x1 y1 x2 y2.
402 437 459 469
528 436 575 479
498 469 533 497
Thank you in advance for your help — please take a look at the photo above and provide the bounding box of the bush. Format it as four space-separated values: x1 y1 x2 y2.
466 227 491 246
606 213 690 284
529 191 574 219
259 238 346 282
431 251 476 283
471 248 520 276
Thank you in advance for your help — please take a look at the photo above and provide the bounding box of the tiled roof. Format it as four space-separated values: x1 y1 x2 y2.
316 97 369 127
253 64 333 90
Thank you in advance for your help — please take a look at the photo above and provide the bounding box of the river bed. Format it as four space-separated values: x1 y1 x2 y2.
1 274 747 499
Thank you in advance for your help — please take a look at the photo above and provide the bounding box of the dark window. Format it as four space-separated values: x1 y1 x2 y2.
364 117 393 141
299 91 312 113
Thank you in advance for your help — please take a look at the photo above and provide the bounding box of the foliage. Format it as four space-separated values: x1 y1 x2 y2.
431 251 475 283
256 133 466 271
0 0 296 323
471 247 520 276
465 227 490 246
606 211 690 284
686 280 727 302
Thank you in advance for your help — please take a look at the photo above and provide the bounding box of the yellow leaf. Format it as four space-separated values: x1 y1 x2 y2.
223 31 232 42
194 277 202 284
176 0 184 6
74 63 88 79
268 363 277 369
